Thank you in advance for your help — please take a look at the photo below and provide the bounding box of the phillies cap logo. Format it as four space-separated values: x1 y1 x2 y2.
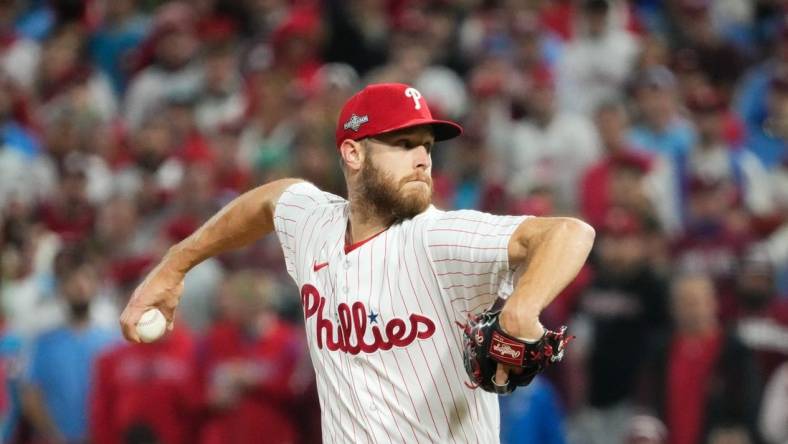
404 87 422 109
343 114 369 132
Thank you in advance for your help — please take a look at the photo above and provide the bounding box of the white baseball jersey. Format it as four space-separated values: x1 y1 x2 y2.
273 182 527 444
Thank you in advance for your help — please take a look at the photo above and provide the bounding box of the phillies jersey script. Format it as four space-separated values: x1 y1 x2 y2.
273 182 527 443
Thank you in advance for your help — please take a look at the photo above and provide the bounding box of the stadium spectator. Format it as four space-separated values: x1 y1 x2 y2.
207 126 253 197
95 195 155 286
503 69 601 213
238 71 299 181
686 86 774 216
571 208 668 444
194 40 245 135
0 76 55 209
737 24 788 168
118 113 182 209
628 66 696 222
671 176 754 293
322 0 390 75
557 0 639 115
124 2 202 130
364 7 468 121
268 7 322 86
197 270 314 444
0 0 40 91
435 127 506 213
667 0 750 92
37 159 96 242
0 204 56 336
88 0 150 96
580 98 662 228
34 25 117 122
638 272 760 444
509 7 563 74
90 323 198 444
743 68 788 170
729 250 788 381
0 73 41 158
290 129 345 198
162 93 204 153
20 244 119 443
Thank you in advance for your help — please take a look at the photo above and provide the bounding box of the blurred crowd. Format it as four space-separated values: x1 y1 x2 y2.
0 0 786 443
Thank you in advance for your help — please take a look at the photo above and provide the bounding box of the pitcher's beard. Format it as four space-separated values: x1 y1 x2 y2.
356 155 432 225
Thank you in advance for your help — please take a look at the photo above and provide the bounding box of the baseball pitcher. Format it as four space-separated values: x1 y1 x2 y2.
120 83 595 443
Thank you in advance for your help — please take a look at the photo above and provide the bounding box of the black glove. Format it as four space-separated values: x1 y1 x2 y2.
458 310 572 395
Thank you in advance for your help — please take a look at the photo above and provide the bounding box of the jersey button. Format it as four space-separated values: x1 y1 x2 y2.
343 260 351 270
342 286 348 294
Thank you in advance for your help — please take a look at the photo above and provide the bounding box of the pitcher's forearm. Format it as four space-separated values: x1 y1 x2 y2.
502 217 595 337
163 178 303 274
510 218 594 311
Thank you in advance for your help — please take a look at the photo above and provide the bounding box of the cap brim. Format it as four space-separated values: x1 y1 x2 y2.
374 118 463 142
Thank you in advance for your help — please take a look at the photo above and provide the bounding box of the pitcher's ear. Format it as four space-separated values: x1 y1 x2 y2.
339 139 365 172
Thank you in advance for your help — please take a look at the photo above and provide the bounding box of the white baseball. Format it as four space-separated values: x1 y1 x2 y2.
136 308 167 343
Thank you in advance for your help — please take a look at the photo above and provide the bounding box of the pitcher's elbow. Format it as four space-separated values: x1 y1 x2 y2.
564 217 596 250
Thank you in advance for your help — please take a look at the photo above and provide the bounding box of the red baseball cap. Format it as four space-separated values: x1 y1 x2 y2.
335 83 463 148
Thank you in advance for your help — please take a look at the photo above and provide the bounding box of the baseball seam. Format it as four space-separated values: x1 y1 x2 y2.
137 312 163 327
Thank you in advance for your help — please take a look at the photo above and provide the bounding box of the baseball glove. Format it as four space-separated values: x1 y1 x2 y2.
458 310 572 395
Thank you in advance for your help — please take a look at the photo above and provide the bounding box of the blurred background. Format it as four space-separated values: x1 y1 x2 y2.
0 0 786 443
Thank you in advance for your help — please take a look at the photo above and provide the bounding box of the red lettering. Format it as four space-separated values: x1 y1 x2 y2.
314 296 343 352
301 284 320 318
301 284 436 355
367 324 391 352
412 314 437 339
337 303 358 354
314 296 331 349
386 318 409 346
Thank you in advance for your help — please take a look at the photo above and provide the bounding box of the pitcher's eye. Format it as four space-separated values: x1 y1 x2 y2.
397 139 434 151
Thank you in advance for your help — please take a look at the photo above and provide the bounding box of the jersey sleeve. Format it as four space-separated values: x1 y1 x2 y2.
424 209 528 314
273 181 331 283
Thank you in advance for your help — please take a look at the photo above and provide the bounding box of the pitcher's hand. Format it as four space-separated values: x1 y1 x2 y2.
119 262 185 342
494 308 544 387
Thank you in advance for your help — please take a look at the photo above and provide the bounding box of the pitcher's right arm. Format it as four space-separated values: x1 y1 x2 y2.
119 178 303 342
